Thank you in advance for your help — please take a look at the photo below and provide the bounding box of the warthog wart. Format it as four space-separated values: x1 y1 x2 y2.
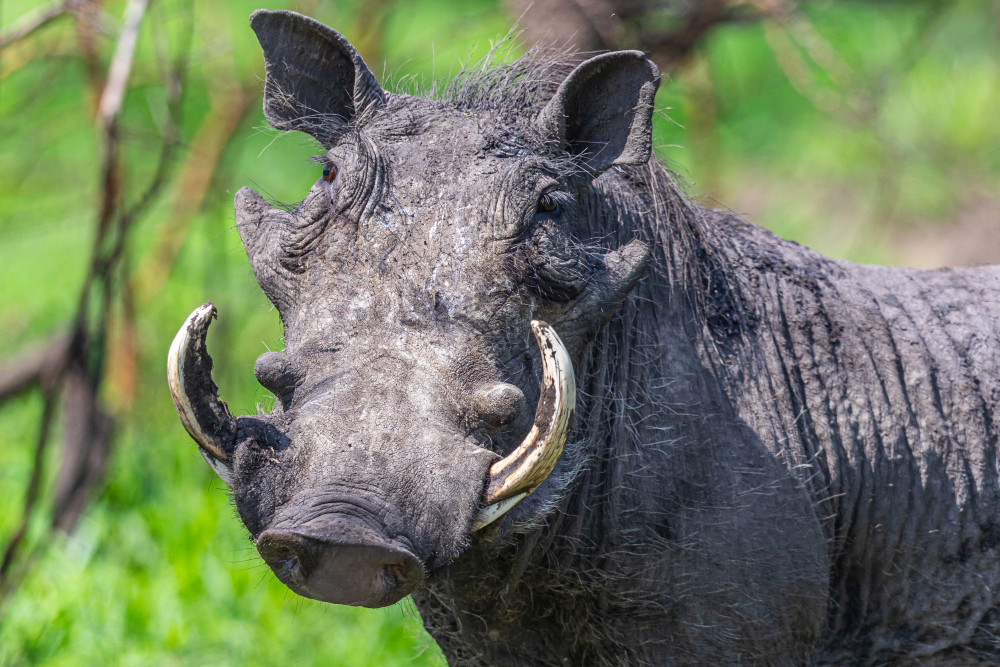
168 9 1000 665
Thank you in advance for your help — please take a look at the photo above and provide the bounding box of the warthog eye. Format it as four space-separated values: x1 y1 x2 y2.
322 163 338 182
537 192 559 215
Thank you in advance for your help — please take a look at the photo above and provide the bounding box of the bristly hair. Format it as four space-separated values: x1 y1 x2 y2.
430 41 579 128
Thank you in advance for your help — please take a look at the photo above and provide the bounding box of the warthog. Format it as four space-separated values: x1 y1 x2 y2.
168 9 1000 665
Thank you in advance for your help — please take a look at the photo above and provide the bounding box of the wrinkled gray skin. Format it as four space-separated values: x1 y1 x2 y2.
214 9 1000 665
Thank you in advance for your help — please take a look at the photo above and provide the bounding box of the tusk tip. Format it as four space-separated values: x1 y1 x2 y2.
191 302 218 326
471 492 527 531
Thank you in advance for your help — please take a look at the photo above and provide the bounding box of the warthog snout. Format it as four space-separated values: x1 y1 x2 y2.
256 525 424 608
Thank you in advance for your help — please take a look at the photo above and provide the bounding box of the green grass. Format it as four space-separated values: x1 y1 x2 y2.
1 0 998 664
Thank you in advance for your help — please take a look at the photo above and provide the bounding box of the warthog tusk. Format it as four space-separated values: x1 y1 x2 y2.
167 303 237 474
470 493 527 532
472 321 575 531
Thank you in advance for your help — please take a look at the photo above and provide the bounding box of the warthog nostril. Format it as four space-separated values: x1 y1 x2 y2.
278 554 299 575
257 531 313 586
381 562 406 589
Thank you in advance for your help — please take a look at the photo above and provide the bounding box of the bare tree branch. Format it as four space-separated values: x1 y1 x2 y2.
0 0 84 52
106 2 193 410
75 1 109 111
506 0 792 72
133 85 254 304
0 335 71 403
96 0 148 127
0 388 60 580
0 0 152 598
52 360 113 533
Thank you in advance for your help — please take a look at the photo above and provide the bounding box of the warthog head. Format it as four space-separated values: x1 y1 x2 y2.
168 9 658 608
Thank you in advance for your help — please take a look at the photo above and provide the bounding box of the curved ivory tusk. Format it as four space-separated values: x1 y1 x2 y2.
472 320 575 530
167 303 237 464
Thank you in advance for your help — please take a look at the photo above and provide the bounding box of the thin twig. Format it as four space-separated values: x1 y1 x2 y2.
75 0 108 110
763 17 864 126
0 335 71 403
0 389 60 579
0 0 82 52
649 2 749 70
133 86 254 303
129 0 245 305
105 0 192 409
96 0 148 127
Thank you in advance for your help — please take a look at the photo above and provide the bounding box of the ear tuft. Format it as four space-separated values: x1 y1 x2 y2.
249 9 385 145
538 51 660 174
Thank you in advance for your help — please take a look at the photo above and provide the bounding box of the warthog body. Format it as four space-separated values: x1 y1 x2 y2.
168 10 1000 665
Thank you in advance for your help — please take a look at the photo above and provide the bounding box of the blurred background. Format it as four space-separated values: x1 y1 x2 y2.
0 0 997 664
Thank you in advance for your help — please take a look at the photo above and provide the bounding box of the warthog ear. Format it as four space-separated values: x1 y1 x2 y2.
538 51 660 174
249 9 386 145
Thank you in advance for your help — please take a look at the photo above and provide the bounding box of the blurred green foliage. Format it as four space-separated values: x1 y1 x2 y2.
0 0 997 664
655 1 1000 263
